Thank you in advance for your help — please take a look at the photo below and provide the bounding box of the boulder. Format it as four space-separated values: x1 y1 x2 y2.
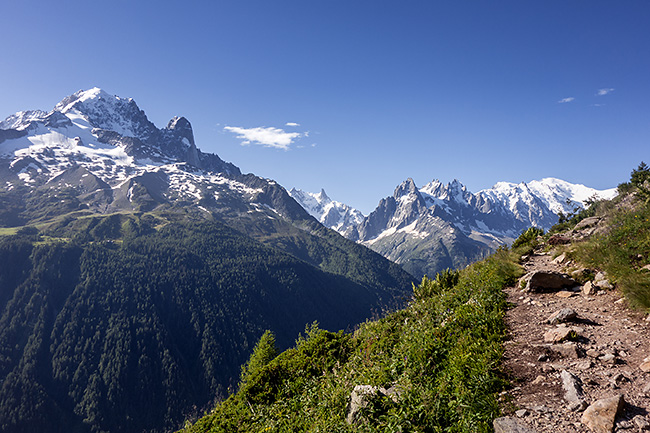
580 394 624 433
493 417 538 433
548 235 571 245
521 271 578 293
574 217 601 231
547 308 577 324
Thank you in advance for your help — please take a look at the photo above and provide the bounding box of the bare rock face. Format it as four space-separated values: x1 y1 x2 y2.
580 394 624 433
521 271 578 293
493 417 538 433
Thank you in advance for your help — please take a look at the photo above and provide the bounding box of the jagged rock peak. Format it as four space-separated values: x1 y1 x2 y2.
393 178 419 198
166 116 195 147
317 188 330 201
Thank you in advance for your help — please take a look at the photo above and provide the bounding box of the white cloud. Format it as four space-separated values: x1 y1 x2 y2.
596 88 614 96
224 125 303 150
285 122 300 127
558 97 575 104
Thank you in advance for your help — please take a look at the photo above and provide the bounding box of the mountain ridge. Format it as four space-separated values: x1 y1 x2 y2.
291 177 616 278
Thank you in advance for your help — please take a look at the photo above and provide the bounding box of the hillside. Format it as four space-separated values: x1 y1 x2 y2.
180 165 650 433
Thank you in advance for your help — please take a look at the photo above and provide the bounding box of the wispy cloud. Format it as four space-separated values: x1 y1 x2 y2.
224 125 304 150
285 122 300 127
596 88 615 96
558 97 575 104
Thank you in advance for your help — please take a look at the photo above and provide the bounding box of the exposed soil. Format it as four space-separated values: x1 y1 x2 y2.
500 250 650 432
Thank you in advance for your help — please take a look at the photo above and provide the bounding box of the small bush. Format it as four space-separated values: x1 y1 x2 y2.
511 227 544 249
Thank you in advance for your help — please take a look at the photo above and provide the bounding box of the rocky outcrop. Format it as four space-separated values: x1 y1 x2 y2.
345 384 402 424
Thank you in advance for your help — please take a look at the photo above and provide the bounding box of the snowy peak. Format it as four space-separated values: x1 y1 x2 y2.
289 188 364 237
52 88 158 141
526 177 617 214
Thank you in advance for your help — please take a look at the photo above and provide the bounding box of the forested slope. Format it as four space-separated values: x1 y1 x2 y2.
0 215 412 433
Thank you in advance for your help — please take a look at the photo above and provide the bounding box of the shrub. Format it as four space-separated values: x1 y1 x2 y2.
511 227 544 249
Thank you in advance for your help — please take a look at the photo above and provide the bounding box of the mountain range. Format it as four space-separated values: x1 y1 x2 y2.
0 89 414 433
291 177 616 278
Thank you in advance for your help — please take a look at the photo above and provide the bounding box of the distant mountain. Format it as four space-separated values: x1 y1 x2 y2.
0 89 414 433
289 188 364 238
294 178 616 278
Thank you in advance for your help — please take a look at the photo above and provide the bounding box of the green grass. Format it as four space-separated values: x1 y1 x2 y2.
572 201 650 309
179 248 523 433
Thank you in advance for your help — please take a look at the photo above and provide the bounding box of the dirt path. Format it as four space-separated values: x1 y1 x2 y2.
500 250 650 432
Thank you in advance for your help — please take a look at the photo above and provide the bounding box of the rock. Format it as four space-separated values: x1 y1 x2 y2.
583 281 597 296
553 252 567 263
548 235 571 245
642 264 650 272
537 354 549 362
633 415 650 430
531 375 545 385
600 353 617 365
515 409 529 417
521 271 578 293
547 308 577 324
561 370 587 408
575 217 601 231
586 348 601 358
493 417 538 433
346 384 400 424
544 326 577 343
556 291 576 298
575 360 593 370
644 382 650 396
594 279 614 290
646 314 650 323
594 272 607 282
551 343 581 359
580 394 624 433
640 360 650 372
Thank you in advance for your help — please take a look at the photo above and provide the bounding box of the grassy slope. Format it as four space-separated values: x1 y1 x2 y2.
180 248 522 433
570 194 650 310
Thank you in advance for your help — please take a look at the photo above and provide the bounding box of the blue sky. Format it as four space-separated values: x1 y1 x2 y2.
1 1 649 214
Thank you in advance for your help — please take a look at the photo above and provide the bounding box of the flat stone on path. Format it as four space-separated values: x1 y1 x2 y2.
544 326 576 343
493 417 538 433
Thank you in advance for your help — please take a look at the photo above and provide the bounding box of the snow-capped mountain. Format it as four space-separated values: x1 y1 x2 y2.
295 178 616 278
0 88 319 223
289 188 364 238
